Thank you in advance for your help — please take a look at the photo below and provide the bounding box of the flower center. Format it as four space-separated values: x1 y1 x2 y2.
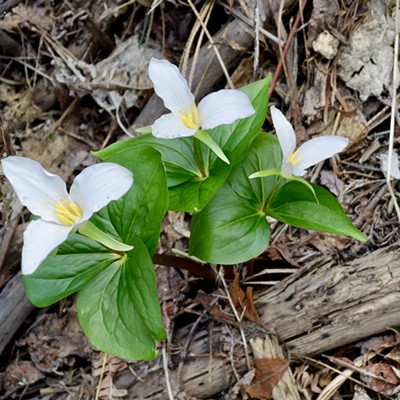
288 148 302 166
54 199 82 226
179 103 200 129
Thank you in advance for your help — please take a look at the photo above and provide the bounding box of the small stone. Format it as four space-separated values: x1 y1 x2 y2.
312 30 339 60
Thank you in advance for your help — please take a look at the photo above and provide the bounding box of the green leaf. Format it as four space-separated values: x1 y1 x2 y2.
94 145 169 255
23 234 120 307
168 157 231 212
267 180 367 242
206 75 272 167
77 237 165 360
190 185 270 264
189 133 281 264
95 135 199 187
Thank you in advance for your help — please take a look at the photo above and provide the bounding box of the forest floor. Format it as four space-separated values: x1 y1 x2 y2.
1 0 400 399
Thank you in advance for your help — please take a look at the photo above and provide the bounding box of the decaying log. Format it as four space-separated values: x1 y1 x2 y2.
113 243 400 398
257 242 400 358
0 272 34 354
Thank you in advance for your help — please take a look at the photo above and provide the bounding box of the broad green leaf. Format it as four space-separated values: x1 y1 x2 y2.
94 145 168 255
95 77 271 212
189 133 281 264
189 185 270 264
23 234 120 307
168 157 231 212
77 237 165 360
267 180 367 241
95 135 199 187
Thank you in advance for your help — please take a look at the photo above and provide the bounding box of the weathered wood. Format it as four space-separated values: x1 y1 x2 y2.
0 272 34 354
257 243 400 358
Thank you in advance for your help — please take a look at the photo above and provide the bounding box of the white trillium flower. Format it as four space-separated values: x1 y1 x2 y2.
2 157 133 275
148 58 255 139
270 106 349 178
147 58 255 165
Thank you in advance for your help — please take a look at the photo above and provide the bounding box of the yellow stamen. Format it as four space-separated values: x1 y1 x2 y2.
179 103 200 129
288 148 302 166
54 199 82 226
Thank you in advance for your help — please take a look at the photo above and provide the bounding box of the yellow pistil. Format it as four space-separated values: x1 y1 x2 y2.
288 148 302 166
54 199 82 226
179 103 200 129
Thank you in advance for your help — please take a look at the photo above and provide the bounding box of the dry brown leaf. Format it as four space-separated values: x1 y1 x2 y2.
360 363 400 396
360 332 400 354
245 358 289 399
229 274 260 322
2 361 45 392
264 240 299 267
19 307 91 373
53 35 162 112
320 170 344 198
0 4 53 31
196 290 234 322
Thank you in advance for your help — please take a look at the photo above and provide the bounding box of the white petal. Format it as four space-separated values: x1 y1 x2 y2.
22 219 73 274
151 112 197 138
295 136 349 172
148 58 194 114
70 163 133 220
2 156 70 223
270 106 297 159
197 89 255 130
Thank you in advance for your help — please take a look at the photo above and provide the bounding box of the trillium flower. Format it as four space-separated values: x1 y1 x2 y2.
147 58 255 163
250 106 349 180
270 106 349 177
2 157 133 275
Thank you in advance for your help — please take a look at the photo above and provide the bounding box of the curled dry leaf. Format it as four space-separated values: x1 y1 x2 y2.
229 274 260 322
245 358 289 399
53 36 162 112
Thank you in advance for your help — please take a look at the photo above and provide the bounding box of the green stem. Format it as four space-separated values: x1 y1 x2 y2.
79 221 133 252
193 136 207 178
262 175 284 213
152 253 216 281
